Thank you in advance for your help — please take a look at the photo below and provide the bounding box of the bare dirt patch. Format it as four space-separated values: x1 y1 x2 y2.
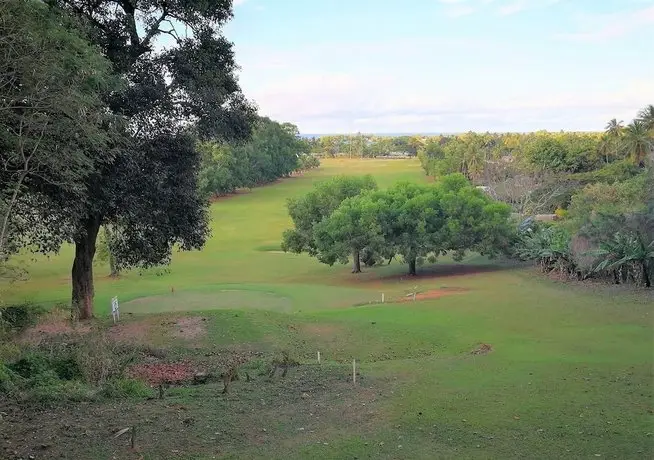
471 343 493 355
108 320 152 344
20 310 92 345
170 316 207 340
127 362 197 385
0 364 390 460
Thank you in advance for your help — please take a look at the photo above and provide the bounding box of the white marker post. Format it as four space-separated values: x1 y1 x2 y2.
111 296 120 323
352 359 356 384
317 351 321 364
381 293 385 303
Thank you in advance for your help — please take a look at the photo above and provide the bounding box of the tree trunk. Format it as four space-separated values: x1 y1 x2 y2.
642 261 651 288
351 250 361 273
72 216 101 320
408 257 417 276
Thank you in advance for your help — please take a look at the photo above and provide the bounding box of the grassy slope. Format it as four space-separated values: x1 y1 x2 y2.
2 158 653 459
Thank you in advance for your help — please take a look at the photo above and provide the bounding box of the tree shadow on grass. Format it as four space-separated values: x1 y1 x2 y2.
379 260 528 282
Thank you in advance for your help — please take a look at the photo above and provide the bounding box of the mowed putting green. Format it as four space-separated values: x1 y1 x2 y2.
3 158 653 459
121 289 293 314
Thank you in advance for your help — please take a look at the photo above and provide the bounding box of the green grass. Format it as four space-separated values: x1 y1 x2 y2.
2 158 652 459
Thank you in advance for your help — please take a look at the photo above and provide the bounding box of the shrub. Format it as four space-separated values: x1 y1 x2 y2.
1 333 140 402
0 302 45 331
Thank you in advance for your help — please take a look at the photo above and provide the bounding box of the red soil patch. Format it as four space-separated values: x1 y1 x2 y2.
171 316 207 340
471 343 493 355
127 362 196 385
398 287 468 302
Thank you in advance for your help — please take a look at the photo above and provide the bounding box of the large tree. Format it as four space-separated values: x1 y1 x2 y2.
281 175 377 266
313 195 383 273
300 174 514 276
39 0 256 318
0 0 115 262
367 182 447 276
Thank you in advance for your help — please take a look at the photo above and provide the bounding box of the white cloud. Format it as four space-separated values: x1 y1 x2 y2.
233 0 247 6
244 65 653 133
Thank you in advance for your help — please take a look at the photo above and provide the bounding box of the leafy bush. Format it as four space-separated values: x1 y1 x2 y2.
297 153 320 171
513 223 575 275
1 333 140 403
0 302 45 331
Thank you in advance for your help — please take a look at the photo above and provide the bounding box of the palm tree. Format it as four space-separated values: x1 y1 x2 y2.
604 118 624 138
637 104 654 131
622 120 653 167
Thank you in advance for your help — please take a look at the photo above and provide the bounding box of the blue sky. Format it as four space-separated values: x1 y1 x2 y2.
223 0 654 134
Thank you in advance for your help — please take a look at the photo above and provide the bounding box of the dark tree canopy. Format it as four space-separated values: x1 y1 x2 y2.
29 0 257 318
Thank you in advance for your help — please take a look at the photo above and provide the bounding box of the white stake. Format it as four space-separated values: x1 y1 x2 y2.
317 351 321 364
352 359 356 384
381 293 385 303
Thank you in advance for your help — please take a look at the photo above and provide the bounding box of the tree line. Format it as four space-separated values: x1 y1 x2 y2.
197 118 318 199
281 174 514 275
305 134 424 158
415 107 653 288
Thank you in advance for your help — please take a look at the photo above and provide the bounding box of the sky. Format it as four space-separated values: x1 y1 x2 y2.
223 0 654 134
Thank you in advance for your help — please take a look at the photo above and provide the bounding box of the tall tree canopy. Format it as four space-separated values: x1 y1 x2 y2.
0 0 116 262
26 0 257 318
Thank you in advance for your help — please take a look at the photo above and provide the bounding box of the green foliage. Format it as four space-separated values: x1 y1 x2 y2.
0 0 118 259
0 302 45 331
580 209 654 287
513 224 574 274
281 175 378 256
32 0 257 317
198 118 305 198
314 194 384 272
623 120 652 167
99 378 151 399
291 173 514 275
297 153 321 171
1 334 145 403
566 173 649 230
